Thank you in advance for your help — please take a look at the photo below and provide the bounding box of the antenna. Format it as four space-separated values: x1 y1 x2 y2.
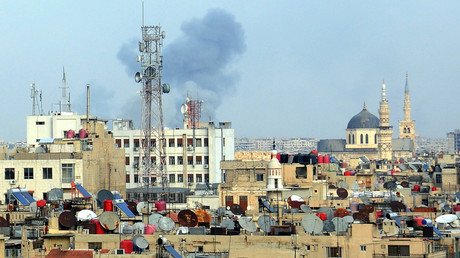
30 82 40 115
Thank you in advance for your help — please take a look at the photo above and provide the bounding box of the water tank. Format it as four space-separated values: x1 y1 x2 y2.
66 129 75 138
323 155 330 164
375 210 383 218
120 240 134 254
413 216 425 227
344 171 353 176
155 200 167 212
37 200 47 208
316 212 327 221
103 200 113 212
431 186 437 192
310 149 318 155
144 224 156 234
453 205 460 212
79 129 88 139
318 155 324 164
90 219 105 234
412 185 421 192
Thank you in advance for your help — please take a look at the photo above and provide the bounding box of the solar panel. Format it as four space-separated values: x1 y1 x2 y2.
12 192 30 206
20 190 35 203
112 191 122 199
75 184 92 198
164 245 182 258
115 200 136 218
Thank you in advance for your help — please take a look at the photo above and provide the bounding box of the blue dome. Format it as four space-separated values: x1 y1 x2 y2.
347 108 380 129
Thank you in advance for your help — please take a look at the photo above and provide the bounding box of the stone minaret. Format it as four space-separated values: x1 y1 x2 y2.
378 80 393 160
399 73 416 141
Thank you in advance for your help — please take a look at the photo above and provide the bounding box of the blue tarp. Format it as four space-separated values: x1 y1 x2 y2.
164 245 182 258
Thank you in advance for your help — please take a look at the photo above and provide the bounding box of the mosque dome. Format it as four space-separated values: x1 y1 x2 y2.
347 106 380 129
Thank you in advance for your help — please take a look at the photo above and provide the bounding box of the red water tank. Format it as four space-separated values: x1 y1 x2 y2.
375 210 383 218
120 240 134 254
144 224 156 234
37 200 47 208
66 129 75 138
310 150 318 155
90 219 105 234
276 153 281 161
344 171 353 176
155 200 167 212
431 186 437 191
103 200 113 212
79 129 88 139
323 155 330 164
318 155 324 164
413 216 425 227
412 185 421 192
453 204 460 212
316 212 327 221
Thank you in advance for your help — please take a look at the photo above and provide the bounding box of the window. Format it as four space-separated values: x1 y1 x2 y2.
388 245 410 256
403 128 407 133
204 138 208 147
88 242 102 250
168 139 175 147
374 134 377 144
5 168 15 180
43 167 52 179
196 174 202 183
295 167 307 179
125 157 130 165
134 174 139 183
196 156 202 165
169 156 175 165
115 139 121 148
435 174 442 184
150 139 156 148
225 196 233 207
204 156 209 165
36 121 45 125
348 134 351 144
188 174 194 183
360 245 366 251
123 139 129 148
61 163 74 183
178 174 183 183
326 247 342 257
177 138 183 147
187 138 193 147
134 139 140 148
126 175 130 183
178 156 183 165
365 134 369 144
169 174 175 183
204 174 209 183
196 138 202 147
187 156 193 165
256 174 264 181
360 134 363 144
151 156 156 165
24 168 34 179
407 128 411 133
134 156 139 168
352 134 355 144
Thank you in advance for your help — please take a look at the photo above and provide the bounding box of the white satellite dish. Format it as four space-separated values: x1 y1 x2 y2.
435 214 458 224
180 104 188 114
77 210 97 221
133 222 145 234
239 217 257 233
29 202 38 213
136 202 147 214
301 214 323 235
148 213 163 227
158 217 175 232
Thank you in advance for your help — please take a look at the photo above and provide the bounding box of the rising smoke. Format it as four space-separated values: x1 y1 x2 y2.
117 8 246 127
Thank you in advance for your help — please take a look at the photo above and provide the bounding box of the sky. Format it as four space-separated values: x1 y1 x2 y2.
1 1 459 142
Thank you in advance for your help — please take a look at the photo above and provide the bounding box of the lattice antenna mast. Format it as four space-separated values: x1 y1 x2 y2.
30 82 40 115
135 23 170 192
187 98 203 129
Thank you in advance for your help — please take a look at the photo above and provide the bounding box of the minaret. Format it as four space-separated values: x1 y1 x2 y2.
60 67 71 113
378 80 393 160
399 73 416 141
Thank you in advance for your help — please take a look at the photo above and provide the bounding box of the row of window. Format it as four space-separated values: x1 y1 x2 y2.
126 173 209 184
116 138 210 149
4 164 74 182
348 133 377 145
125 156 209 166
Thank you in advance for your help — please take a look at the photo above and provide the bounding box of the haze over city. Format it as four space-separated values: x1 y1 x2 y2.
1 1 459 142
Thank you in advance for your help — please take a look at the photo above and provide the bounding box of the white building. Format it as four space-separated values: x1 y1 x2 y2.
111 119 235 189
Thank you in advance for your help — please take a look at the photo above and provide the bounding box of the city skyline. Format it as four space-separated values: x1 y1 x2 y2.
1 1 460 141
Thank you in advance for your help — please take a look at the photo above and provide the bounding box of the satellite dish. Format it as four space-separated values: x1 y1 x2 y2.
336 188 349 199
334 208 349 218
98 211 120 231
180 104 188 114
287 195 306 209
58 211 77 228
77 210 97 221
48 188 64 201
162 83 170 94
158 217 175 232
257 215 276 233
455 192 460 201
229 204 244 216
342 215 354 224
216 207 226 216
390 201 406 212
221 218 235 230
35 146 46 153
337 181 348 189
133 235 149 249
300 204 312 213
97 189 114 206
352 211 370 223
317 207 334 221
301 214 323 235
400 181 409 188
119 222 134 235
133 222 145 234
136 202 147 214
148 213 163 227
439 203 452 213
360 195 370 205
323 220 335 232
138 41 145 52
383 181 397 190
135 72 142 83
178 209 198 227
435 214 458 224
0 216 9 227
332 217 348 233
328 184 337 189
362 205 375 213
238 217 257 233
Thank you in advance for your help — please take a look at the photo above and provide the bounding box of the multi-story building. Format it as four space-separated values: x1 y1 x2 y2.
111 119 234 190
447 130 460 154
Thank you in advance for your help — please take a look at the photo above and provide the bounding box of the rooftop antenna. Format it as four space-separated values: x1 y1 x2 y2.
30 82 40 115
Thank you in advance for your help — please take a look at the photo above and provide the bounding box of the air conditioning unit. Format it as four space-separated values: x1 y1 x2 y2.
133 147 139 151
83 229 89 235
204 164 209 169
114 249 125 255
77 226 83 233
9 180 16 185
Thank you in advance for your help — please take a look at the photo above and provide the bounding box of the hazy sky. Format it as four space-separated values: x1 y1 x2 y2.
1 1 459 142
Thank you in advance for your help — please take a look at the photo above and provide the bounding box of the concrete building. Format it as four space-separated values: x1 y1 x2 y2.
447 130 460 154
0 118 125 202
111 119 234 189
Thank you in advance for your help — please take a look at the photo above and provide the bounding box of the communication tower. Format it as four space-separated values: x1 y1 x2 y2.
134 23 171 192
30 82 43 115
